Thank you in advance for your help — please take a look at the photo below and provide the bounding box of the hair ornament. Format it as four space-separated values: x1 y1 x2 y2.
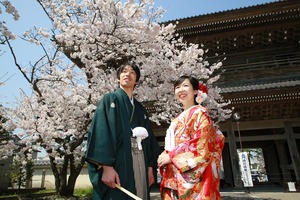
196 83 208 104
198 83 208 94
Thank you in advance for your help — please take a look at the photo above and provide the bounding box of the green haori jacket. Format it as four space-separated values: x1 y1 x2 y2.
85 88 158 200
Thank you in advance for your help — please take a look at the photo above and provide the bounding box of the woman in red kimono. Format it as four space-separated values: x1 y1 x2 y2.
157 75 224 200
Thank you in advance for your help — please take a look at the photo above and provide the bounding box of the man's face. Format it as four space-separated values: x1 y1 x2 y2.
119 65 137 89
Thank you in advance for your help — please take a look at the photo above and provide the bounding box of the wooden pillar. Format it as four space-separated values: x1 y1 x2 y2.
275 140 293 182
222 144 232 186
284 122 300 182
41 169 46 188
226 122 243 188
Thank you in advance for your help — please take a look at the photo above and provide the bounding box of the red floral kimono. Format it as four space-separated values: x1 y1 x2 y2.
160 105 224 200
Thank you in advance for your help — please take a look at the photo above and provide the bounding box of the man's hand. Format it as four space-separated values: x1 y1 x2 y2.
102 165 120 188
148 167 155 186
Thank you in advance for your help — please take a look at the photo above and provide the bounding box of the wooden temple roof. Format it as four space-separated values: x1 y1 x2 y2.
157 0 300 124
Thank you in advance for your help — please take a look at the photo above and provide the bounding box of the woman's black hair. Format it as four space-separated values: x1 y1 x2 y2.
174 75 199 90
174 75 199 105
116 61 141 82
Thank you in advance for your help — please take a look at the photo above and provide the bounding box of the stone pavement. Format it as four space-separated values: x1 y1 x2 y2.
220 191 299 200
150 184 300 200
150 191 300 200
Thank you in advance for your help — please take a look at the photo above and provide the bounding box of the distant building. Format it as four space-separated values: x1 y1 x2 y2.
0 156 13 189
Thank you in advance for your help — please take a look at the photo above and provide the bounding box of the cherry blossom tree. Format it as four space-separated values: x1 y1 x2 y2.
0 104 18 160
0 0 20 168
2 0 231 196
0 0 19 48
7 65 91 195
43 0 231 122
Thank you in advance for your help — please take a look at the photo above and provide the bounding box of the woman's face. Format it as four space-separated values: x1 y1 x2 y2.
174 78 198 108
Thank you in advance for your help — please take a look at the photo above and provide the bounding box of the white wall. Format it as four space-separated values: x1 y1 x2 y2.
32 165 92 189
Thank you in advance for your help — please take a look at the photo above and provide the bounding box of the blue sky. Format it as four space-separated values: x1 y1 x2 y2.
1 0 277 107
155 0 277 21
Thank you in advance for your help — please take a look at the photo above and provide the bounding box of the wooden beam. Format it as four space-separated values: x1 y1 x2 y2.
220 118 300 131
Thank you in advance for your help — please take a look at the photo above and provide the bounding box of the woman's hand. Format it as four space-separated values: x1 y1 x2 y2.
157 151 171 167
101 165 120 188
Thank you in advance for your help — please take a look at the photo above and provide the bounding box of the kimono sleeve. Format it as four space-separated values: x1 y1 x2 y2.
85 93 120 170
169 107 216 173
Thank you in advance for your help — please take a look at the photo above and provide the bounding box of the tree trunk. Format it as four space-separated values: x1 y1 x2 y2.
67 154 86 196
58 162 68 196
50 154 86 197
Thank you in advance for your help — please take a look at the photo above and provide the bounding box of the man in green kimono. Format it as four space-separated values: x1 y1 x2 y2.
85 61 160 200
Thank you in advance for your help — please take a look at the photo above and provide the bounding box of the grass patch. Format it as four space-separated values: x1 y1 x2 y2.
74 187 93 198
0 188 93 199
33 189 56 194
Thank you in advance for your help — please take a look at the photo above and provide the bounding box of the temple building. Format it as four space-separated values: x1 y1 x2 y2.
153 0 300 190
